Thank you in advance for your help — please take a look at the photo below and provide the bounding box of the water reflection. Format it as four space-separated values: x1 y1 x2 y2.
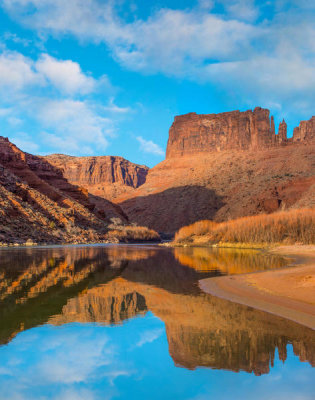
174 247 288 273
0 245 314 378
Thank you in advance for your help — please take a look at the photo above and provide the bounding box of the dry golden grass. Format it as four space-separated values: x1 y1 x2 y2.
174 209 315 245
107 225 160 243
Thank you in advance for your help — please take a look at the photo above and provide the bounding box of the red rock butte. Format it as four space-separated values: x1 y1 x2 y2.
0 106 314 237
166 107 315 158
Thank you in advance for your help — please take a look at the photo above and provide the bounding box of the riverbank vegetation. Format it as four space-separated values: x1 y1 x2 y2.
174 209 315 245
106 225 160 243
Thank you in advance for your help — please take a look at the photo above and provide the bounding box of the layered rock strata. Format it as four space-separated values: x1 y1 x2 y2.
117 109 315 232
166 107 314 158
117 145 315 232
0 137 128 244
44 154 149 201
293 116 315 142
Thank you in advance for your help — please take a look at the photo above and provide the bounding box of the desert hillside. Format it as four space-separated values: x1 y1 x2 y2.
117 144 315 233
116 109 315 233
1 107 314 237
0 137 157 244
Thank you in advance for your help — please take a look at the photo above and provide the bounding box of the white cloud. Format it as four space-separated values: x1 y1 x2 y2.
0 50 99 95
2 0 314 115
137 136 164 156
0 49 128 156
10 132 39 153
0 107 12 116
198 0 214 11
112 9 256 75
135 328 163 347
37 99 113 154
220 0 259 21
0 323 142 400
0 50 42 90
0 1 257 72
2 31 31 47
104 98 131 114
36 54 96 95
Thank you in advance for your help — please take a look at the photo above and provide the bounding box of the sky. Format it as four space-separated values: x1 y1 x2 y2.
0 0 314 167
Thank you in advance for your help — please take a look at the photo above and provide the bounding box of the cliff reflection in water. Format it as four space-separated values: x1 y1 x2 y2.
0 245 314 376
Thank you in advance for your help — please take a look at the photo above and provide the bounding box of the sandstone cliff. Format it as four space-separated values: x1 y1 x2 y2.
166 107 314 158
44 154 148 201
116 109 315 233
117 144 315 232
293 116 315 142
0 137 130 244
1 107 314 236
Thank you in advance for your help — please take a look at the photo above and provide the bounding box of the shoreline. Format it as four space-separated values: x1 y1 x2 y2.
199 245 315 330
0 241 163 250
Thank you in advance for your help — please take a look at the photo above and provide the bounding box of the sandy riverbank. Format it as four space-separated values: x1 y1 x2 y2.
199 245 315 330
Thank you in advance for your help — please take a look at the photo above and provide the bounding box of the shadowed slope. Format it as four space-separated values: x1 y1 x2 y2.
117 143 315 233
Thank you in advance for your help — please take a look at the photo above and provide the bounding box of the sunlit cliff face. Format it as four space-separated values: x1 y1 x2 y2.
0 245 314 375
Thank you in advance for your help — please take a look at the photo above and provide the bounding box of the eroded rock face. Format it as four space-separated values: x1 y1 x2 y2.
43 154 149 201
116 109 314 232
166 107 314 158
293 116 315 142
117 145 315 233
1 107 314 237
0 137 128 244
277 119 287 144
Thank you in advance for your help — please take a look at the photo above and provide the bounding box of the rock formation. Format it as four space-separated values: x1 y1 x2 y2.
117 145 315 232
293 116 315 142
277 119 287 144
166 108 314 158
115 109 315 232
0 137 131 244
44 154 148 200
1 107 314 237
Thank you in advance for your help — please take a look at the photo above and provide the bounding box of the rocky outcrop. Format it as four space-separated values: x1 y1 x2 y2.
293 116 315 142
0 137 130 244
1 107 314 237
115 109 315 233
43 154 149 201
51 290 147 325
0 136 126 219
166 108 314 158
277 119 287 144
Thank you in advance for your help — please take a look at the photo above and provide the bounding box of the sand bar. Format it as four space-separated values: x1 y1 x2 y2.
199 245 315 330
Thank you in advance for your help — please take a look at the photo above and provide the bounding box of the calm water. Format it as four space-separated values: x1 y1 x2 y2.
0 245 314 400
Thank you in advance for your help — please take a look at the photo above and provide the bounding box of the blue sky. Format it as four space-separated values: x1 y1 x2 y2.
0 1 314 167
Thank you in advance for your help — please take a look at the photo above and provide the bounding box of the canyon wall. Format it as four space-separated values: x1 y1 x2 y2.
1 106 314 236
44 154 148 188
116 108 315 232
293 116 315 142
166 107 314 158
117 144 315 232
0 136 128 244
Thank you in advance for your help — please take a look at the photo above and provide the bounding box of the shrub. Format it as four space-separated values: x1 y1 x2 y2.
174 209 315 245
107 225 160 243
